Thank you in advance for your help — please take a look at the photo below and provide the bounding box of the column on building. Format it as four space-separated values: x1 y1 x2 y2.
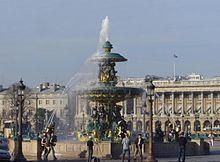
172 92 175 115
201 92 204 115
211 92 214 115
181 92 184 115
153 95 156 116
133 97 137 116
153 95 156 115
181 92 185 131
162 93 165 116
191 92 194 114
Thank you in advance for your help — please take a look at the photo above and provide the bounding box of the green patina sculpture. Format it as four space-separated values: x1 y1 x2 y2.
77 41 143 142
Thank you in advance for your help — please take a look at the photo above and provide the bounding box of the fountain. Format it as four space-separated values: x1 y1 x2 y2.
76 40 143 141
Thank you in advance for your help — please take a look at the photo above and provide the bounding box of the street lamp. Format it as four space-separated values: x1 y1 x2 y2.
181 114 185 132
144 79 157 162
82 111 85 131
14 79 27 162
131 115 134 131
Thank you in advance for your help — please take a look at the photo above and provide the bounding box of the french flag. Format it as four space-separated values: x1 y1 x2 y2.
173 54 178 58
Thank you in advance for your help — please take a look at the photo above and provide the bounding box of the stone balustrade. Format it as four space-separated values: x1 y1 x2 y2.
8 139 209 159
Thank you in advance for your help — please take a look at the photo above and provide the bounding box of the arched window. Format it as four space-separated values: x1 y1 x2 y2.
155 120 162 130
146 121 149 132
136 120 142 133
214 120 220 128
126 99 134 114
165 120 172 136
203 120 211 130
194 120 201 132
184 120 191 133
175 120 181 132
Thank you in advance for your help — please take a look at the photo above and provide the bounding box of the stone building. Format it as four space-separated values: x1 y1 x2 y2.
32 82 69 121
0 82 70 133
74 74 220 135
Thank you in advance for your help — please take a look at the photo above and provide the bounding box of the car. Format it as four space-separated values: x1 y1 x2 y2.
0 137 8 150
0 149 11 162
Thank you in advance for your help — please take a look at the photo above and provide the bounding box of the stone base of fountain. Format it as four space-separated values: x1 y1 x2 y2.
8 139 210 159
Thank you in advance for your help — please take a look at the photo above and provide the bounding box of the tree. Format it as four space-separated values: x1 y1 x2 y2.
35 108 46 133
2 82 35 135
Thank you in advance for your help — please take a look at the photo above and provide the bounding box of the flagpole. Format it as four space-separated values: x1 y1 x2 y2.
173 58 176 81
173 54 177 81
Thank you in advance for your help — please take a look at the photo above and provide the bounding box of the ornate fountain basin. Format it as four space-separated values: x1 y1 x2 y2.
78 84 143 103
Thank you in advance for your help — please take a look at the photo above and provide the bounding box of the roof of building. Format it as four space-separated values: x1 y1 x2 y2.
0 82 66 96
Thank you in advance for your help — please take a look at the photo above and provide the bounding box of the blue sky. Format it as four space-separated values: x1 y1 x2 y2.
1 0 220 87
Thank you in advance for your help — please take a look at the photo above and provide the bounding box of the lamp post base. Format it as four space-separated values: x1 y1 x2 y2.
14 153 27 162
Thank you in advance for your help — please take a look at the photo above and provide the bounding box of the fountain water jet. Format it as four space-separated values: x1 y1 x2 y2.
96 16 110 55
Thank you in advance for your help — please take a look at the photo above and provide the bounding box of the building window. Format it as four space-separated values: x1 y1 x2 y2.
60 109 63 117
215 93 220 99
195 94 201 99
2 100 5 105
126 99 134 114
204 93 211 99
39 100 42 105
2 109 6 116
176 94 182 100
26 100 31 105
46 100 50 105
53 100 56 105
185 94 192 100
60 100 63 105
165 94 172 100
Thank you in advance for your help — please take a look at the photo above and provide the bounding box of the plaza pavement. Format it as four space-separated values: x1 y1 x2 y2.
26 141 220 162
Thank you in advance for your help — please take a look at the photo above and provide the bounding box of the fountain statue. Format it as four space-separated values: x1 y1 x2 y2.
76 40 143 142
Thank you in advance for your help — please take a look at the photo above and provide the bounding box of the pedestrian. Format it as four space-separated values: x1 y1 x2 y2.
121 133 131 162
87 136 94 162
134 134 144 160
46 132 57 160
178 132 187 162
208 132 215 146
41 132 49 160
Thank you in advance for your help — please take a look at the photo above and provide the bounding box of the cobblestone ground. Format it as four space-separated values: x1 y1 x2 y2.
26 141 220 162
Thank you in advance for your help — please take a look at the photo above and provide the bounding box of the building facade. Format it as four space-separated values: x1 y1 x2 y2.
74 74 220 135
0 82 70 134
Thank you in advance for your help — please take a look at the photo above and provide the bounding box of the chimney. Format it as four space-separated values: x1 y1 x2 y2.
53 83 57 92
42 82 49 89
39 84 43 92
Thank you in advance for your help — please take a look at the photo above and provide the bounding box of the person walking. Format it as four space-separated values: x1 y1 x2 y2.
208 132 215 146
46 132 57 160
121 133 131 162
178 132 187 162
134 134 144 160
41 132 49 160
87 136 94 162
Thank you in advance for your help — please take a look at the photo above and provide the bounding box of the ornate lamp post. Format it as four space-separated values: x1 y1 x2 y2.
131 115 134 130
143 102 147 132
181 114 185 132
144 80 157 162
14 79 27 162
82 111 85 131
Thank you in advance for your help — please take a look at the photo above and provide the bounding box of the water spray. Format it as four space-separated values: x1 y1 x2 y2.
44 16 111 136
